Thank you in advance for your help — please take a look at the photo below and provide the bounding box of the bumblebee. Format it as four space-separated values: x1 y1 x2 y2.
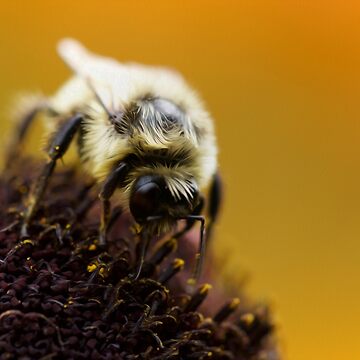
7 39 221 282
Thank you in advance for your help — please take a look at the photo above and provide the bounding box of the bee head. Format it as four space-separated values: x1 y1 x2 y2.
129 175 199 224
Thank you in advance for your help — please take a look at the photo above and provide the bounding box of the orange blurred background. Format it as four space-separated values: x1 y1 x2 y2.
1 1 360 359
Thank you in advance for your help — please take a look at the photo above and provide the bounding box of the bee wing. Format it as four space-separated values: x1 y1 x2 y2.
58 38 183 81
57 38 133 108
57 38 186 109
57 38 127 79
57 38 88 74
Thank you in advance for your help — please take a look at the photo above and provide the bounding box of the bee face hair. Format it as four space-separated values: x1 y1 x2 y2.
109 97 202 219
63 89 214 231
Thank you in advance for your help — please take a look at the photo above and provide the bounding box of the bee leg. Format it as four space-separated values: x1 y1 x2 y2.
185 215 206 286
170 202 206 286
99 199 111 247
172 173 222 285
187 173 222 285
132 232 151 280
206 172 222 240
98 162 128 246
173 197 204 239
20 114 83 237
5 99 49 169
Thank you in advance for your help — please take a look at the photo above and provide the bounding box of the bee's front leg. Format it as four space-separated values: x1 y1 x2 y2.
98 162 128 246
173 197 204 239
172 172 222 285
173 172 222 242
185 215 206 286
21 114 83 237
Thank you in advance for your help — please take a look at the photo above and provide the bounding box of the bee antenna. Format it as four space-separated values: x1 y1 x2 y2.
85 77 113 118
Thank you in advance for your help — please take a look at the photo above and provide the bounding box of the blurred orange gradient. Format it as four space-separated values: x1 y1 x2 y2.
1 1 360 359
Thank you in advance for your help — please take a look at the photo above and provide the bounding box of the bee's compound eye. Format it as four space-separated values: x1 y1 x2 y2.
130 178 162 222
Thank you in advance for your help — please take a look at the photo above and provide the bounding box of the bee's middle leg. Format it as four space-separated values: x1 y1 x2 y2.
21 114 83 237
98 162 128 246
